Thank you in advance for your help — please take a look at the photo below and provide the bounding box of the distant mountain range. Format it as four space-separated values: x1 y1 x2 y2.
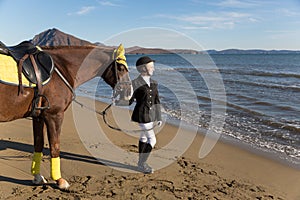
206 49 300 54
29 28 300 54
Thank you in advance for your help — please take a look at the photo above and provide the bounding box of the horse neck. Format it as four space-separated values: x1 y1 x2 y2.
47 46 113 89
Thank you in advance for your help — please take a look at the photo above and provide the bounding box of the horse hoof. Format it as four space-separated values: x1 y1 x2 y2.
56 178 70 190
32 174 47 185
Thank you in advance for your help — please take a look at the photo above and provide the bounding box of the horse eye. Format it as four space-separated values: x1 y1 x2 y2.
118 65 125 72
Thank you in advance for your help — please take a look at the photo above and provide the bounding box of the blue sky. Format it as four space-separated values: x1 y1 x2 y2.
0 0 300 50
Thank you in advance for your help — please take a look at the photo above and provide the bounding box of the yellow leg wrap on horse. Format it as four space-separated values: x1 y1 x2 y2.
50 157 61 180
31 152 43 175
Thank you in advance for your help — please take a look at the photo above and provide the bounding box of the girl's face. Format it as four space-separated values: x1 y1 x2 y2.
145 62 155 76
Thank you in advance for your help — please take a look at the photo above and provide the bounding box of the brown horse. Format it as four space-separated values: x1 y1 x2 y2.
0 44 132 189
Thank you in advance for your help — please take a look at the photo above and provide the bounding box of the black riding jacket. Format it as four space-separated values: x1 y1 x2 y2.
129 75 162 123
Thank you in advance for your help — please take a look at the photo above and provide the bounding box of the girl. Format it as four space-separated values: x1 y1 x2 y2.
129 56 162 174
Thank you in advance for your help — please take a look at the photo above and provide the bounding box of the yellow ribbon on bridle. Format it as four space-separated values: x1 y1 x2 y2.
113 44 128 70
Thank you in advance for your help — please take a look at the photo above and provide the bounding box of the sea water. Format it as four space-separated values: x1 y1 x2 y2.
77 53 300 167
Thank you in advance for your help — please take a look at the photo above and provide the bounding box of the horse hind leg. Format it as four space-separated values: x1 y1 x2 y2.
31 117 47 185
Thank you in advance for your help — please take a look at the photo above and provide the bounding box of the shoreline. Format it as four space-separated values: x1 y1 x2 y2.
0 96 299 199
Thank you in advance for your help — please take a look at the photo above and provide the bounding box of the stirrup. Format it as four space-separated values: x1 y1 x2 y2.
33 94 50 110
31 93 50 117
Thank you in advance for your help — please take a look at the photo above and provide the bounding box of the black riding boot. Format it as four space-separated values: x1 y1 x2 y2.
138 141 154 174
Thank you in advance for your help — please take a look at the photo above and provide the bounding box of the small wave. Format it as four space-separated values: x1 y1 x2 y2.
226 101 265 116
225 79 300 92
220 121 300 163
196 95 211 102
221 69 300 79
227 93 257 102
226 92 299 114
250 101 297 112
253 101 273 106
262 119 300 133
158 67 220 73
225 100 300 133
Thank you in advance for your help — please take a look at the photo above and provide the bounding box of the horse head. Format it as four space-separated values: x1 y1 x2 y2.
101 44 132 103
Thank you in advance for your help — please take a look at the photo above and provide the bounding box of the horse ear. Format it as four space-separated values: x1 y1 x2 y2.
117 44 125 56
113 44 128 70
113 44 124 60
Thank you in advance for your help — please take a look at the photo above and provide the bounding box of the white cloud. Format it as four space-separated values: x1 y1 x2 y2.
68 6 95 16
181 26 211 30
157 11 256 30
248 17 258 22
265 30 299 34
215 0 259 8
98 0 120 7
277 8 300 17
77 6 95 15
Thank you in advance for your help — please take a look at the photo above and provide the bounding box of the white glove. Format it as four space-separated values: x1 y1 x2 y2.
157 121 163 127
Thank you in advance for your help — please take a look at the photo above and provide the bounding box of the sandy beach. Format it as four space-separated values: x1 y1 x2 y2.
0 97 299 200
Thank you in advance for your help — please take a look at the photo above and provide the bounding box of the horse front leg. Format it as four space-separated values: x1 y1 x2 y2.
31 117 47 185
45 112 70 190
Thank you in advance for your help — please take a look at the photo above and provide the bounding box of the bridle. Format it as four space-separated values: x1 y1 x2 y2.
111 60 131 102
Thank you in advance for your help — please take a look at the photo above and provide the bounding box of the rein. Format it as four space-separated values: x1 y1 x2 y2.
55 61 157 133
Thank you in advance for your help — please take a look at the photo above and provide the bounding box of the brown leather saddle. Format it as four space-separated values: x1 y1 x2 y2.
0 41 54 86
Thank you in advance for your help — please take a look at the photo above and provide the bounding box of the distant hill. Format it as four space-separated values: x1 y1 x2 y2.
30 28 96 47
207 49 300 54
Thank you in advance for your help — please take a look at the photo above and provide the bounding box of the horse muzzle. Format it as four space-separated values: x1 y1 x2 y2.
113 82 132 103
